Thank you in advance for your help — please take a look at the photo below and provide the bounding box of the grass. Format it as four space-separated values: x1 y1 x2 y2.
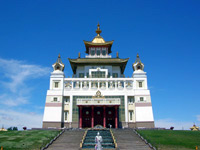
137 130 200 150
0 130 60 150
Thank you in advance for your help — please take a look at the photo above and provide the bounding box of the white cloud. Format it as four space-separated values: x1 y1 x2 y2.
0 58 50 93
0 58 50 107
197 115 200 121
155 118 195 130
0 58 50 129
0 109 43 130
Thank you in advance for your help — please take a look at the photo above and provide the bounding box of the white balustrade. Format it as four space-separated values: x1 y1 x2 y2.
64 78 133 91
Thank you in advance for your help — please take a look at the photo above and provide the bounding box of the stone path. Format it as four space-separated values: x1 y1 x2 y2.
113 129 152 150
47 129 85 150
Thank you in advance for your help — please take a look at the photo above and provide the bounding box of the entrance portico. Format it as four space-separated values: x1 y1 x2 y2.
79 105 119 128
77 91 120 128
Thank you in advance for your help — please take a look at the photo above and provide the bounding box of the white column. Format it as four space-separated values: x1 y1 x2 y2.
98 80 100 89
124 95 128 123
106 80 108 89
71 81 74 89
124 81 126 90
80 81 82 89
70 95 73 123
89 80 91 89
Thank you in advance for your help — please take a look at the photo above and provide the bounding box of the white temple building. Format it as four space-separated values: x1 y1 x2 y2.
42 24 154 129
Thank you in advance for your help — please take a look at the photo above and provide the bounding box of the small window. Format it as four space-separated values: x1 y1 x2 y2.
65 98 70 103
91 50 95 56
64 111 68 121
97 50 100 56
129 111 133 121
140 97 144 101
112 73 118 78
86 73 89 78
55 82 59 88
102 50 106 56
107 73 110 78
128 97 134 103
139 82 143 87
53 97 58 102
79 73 84 78
56 65 60 70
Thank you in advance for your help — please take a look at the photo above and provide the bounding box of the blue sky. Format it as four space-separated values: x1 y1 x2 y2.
0 0 200 130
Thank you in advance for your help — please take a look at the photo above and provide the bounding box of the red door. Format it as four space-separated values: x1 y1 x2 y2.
94 107 103 126
106 107 115 128
82 107 91 128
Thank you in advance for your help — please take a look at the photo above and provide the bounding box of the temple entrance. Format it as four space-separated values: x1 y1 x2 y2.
94 107 103 126
106 107 115 128
82 107 91 128
79 105 118 128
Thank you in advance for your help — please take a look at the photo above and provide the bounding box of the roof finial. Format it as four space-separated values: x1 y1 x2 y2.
96 22 102 36
137 53 139 58
57 53 62 63
78 52 81 58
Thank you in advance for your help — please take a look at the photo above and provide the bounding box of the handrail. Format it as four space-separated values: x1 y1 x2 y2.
110 129 118 149
80 129 88 148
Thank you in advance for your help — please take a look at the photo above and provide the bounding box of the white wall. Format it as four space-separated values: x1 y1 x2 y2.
43 107 62 122
135 107 154 122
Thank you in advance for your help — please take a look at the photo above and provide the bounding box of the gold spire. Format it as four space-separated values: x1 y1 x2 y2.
56 53 62 63
96 23 102 36
137 53 139 58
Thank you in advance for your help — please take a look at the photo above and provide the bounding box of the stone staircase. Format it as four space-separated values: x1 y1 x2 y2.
47 129 85 150
46 128 152 150
112 129 152 150
82 129 115 149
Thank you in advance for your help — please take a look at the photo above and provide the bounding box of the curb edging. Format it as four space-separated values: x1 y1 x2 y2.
133 129 157 150
40 129 66 150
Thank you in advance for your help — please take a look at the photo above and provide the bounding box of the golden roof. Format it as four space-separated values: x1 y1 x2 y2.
84 23 114 54
190 124 199 131
68 58 129 74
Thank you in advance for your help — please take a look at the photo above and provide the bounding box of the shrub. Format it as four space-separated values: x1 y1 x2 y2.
13 127 18 131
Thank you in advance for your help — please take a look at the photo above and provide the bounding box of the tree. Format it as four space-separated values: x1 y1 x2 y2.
13 127 18 131
7 127 13 131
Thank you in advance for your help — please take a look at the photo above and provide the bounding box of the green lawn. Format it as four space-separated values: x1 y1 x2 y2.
0 130 60 150
137 130 200 150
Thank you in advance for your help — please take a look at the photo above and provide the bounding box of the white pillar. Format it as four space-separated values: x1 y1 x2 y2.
80 81 82 89
124 81 126 90
124 95 128 123
70 95 73 123
89 80 91 89
106 80 108 89
98 81 100 89
71 81 74 89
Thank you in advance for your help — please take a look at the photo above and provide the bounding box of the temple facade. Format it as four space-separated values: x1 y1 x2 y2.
42 24 154 129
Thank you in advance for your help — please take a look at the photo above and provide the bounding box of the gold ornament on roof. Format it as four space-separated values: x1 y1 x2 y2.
96 23 102 36
92 90 105 99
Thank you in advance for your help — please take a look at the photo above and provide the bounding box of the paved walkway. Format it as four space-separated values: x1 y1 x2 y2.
113 129 152 150
47 129 85 150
